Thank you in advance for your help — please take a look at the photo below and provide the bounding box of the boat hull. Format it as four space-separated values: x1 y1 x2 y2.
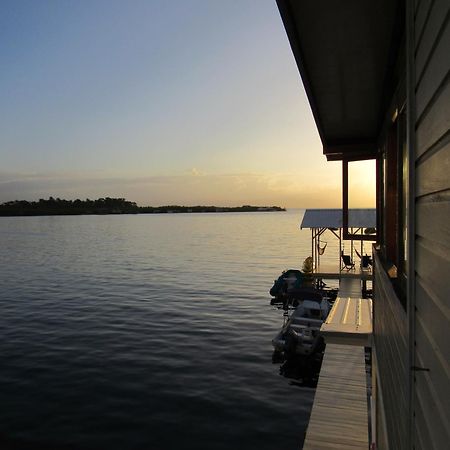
272 298 330 356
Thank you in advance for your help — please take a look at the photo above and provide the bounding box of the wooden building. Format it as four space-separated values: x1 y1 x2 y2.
276 1 449 449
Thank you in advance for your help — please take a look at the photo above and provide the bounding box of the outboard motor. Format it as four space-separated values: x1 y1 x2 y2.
284 328 300 354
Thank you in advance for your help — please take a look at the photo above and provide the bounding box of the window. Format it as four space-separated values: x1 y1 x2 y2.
379 105 408 308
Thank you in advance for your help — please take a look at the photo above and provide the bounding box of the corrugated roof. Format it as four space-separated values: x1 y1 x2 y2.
300 209 376 229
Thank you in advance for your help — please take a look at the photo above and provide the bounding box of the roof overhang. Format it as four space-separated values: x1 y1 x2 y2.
301 208 376 229
277 0 403 161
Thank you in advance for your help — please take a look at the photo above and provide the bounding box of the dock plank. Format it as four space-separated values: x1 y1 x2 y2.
302 344 369 450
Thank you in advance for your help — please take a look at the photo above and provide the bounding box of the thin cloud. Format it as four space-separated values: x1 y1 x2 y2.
0 169 374 208
189 168 203 176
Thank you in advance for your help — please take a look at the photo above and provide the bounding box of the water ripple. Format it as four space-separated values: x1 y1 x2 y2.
0 211 326 450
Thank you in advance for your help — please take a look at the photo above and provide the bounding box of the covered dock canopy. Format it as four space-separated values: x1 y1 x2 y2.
301 208 376 229
300 209 376 277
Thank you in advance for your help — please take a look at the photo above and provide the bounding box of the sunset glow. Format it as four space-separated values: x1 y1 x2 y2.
1 1 375 207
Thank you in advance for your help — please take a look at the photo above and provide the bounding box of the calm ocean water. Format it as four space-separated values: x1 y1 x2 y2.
0 210 341 450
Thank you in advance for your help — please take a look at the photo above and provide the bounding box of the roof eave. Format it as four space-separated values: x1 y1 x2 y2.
276 0 327 144
276 0 402 161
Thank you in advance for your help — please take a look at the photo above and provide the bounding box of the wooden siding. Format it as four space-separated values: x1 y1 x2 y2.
416 194 450 244
415 0 450 118
414 0 450 448
416 139 450 195
373 251 409 450
415 76 450 158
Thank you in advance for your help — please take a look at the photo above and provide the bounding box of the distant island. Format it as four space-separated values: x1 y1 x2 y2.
0 197 286 216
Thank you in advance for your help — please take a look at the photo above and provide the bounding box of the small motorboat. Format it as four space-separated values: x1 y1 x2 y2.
272 296 330 356
269 269 304 299
270 269 324 308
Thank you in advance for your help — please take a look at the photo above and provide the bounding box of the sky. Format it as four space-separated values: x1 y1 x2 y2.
0 0 375 208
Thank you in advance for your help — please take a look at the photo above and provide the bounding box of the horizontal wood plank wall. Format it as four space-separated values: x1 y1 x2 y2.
373 252 408 450
414 0 450 448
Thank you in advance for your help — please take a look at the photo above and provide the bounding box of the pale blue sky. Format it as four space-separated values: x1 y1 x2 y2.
0 0 374 207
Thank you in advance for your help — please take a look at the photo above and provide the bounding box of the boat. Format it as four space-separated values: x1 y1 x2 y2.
272 296 331 356
270 269 327 306
269 269 304 300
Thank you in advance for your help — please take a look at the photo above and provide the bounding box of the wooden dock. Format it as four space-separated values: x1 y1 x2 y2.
302 278 370 449
313 263 373 281
337 277 363 298
302 344 369 449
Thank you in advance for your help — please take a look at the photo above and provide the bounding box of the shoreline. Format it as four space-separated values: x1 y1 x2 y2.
0 198 286 217
0 208 287 217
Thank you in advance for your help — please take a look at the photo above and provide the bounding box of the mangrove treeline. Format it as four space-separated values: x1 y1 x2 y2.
0 197 285 216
